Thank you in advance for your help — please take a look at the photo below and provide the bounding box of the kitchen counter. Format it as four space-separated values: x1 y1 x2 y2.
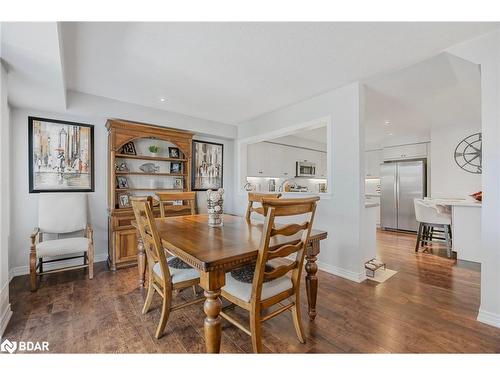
424 198 481 263
426 198 481 207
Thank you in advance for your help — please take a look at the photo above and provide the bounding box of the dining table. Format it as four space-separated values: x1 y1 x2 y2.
133 213 328 353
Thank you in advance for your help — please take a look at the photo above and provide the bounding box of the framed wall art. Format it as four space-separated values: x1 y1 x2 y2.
192 140 223 191
28 116 95 193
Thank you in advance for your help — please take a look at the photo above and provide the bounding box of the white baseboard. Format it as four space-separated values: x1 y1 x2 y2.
477 308 500 328
0 281 12 339
8 252 108 281
317 260 367 283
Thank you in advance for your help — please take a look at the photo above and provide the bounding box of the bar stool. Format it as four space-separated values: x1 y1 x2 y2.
414 199 453 258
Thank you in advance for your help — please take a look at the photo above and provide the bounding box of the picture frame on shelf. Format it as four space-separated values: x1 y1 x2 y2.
173 177 183 189
168 147 180 158
28 116 95 193
170 162 182 174
116 176 129 189
117 192 131 208
120 141 136 155
192 140 223 191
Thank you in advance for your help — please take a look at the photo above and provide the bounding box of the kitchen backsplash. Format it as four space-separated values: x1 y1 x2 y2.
245 177 327 193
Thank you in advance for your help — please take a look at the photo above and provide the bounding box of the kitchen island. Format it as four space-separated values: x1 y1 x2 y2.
427 199 482 263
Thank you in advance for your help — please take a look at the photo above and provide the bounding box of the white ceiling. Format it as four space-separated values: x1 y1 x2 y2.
1 22 496 128
59 22 498 125
1 22 66 111
363 52 481 149
289 127 327 145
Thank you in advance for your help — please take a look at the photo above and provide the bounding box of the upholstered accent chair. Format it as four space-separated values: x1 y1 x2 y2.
30 193 94 291
221 196 319 353
132 199 204 339
245 192 282 222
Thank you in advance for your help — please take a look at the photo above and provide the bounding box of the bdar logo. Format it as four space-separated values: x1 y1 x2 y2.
1 339 17 354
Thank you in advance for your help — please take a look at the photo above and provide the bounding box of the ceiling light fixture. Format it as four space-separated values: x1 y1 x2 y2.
388 132 393 136
160 97 166 102
385 121 391 125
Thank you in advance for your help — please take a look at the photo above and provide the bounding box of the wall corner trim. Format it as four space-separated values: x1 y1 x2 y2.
0 282 13 339
477 308 500 329
316 260 366 283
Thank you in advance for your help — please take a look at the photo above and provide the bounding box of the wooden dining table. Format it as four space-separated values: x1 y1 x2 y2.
133 213 327 353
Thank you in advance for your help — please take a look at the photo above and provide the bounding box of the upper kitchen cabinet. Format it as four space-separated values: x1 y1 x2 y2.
247 141 326 178
247 142 295 177
382 143 428 161
365 149 382 178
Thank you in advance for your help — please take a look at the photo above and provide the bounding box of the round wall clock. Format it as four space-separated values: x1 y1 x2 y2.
454 132 482 174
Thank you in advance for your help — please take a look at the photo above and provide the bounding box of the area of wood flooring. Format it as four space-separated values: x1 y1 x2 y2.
4 230 500 353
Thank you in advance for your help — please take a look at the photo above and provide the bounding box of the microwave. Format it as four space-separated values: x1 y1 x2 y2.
296 161 316 177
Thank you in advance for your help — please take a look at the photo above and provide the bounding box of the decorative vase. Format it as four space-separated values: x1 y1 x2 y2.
207 188 224 227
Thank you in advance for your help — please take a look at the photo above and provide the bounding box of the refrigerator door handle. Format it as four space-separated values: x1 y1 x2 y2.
395 163 399 219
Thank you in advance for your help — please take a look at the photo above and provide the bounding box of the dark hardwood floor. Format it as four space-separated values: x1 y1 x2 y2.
4 229 500 353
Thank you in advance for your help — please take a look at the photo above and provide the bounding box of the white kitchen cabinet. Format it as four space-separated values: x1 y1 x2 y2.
365 149 382 178
247 142 270 176
317 152 327 178
382 143 428 161
247 141 327 179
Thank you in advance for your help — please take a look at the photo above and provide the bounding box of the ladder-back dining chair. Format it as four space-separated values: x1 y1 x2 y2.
221 196 319 353
156 191 196 217
132 200 204 339
245 192 282 222
30 193 94 291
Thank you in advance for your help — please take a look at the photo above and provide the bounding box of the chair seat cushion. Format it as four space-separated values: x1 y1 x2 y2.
36 237 89 257
222 271 293 303
153 258 199 284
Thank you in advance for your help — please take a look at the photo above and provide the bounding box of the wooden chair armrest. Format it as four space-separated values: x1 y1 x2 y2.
30 227 40 246
86 224 94 243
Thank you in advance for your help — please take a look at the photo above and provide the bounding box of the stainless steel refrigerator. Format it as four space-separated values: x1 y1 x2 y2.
380 160 426 232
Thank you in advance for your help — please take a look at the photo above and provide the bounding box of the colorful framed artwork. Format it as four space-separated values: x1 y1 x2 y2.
28 116 94 193
192 140 223 191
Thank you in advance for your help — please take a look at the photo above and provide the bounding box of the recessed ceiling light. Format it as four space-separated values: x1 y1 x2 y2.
388 132 393 136
160 98 166 102
385 121 391 125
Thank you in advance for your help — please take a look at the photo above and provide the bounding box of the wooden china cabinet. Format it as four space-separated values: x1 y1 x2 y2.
106 119 194 270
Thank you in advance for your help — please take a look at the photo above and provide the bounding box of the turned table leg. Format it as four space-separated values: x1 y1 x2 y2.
137 232 146 288
200 270 225 353
305 239 320 321
204 289 222 353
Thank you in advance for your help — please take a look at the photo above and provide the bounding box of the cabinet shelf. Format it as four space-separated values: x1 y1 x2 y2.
115 153 187 162
115 172 187 177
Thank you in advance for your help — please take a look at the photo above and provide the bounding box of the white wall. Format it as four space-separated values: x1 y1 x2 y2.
236 82 366 282
447 31 500 328
430 122 482 198
0 26 13 337
8 103 236 278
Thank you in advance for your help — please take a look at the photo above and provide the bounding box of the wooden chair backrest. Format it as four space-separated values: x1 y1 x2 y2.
251 197 319 303
132 199 171 285
156 191 196 217
245 192 282 221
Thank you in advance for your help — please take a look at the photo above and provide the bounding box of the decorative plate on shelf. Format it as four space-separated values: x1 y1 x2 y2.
454 132 482 174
